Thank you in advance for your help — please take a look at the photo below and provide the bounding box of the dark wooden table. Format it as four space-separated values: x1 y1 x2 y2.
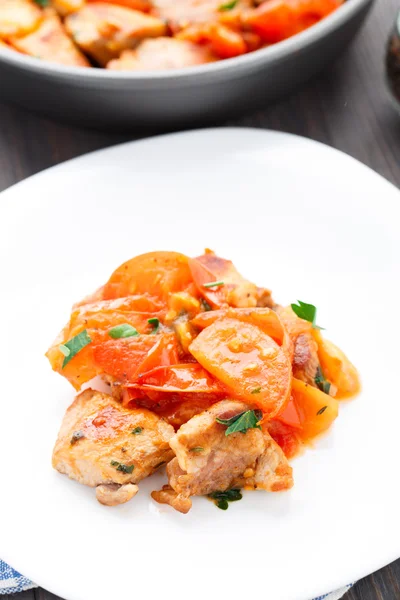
1 0 399 598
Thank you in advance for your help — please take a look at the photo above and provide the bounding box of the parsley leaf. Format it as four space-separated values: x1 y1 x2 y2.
314 366 331 395
131 427 142 435
251 387 261 394
60 330 91 368
209 488 243 509
216 410 262 436
148 317 160 334
110 460 134 474
291 300 324 329
34 0 49 6
316 406 328 416
203 280 224 288
190 447 204 453
108 324 139 339
218 0 238 10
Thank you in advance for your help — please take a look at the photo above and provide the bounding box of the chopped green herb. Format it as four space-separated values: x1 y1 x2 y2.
60 330 92 368
59 344 70 357
131 427 143 435
314 366 331 395
34 0 49 6
148 317 160 334
251 387 261 394
110 460 134 474
108 323 139 339
209 488 243 509
190 447 204 453
200 298 212 312
70 430 85 445
216 409 262 436
203 280 224 288
218 0 238 10
316 405 328 416
291 300 324 330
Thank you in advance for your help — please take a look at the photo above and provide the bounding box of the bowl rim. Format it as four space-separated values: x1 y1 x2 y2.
0 0 373 81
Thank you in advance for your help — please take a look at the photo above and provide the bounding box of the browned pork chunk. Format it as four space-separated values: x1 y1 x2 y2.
65 3 166 65
10 8 90 66
0 0 41 39
50 0 86 17
107 37 216 70
152 0 251 33
52 389 175 505
152 399 293 513
292 331 320 386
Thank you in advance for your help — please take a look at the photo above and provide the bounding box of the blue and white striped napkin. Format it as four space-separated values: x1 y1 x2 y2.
0 559 352 598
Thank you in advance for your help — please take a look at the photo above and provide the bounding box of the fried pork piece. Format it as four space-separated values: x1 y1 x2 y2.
292 332 319 386
10 8 90 66
65 3 166 65
52 389 175 505
152 0 250 33
51 0 86 17
107 37 216 70
0 0 41 39
152 400 293 513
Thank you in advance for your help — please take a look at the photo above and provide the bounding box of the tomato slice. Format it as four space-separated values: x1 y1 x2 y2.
191 307 285 345
276 395 302 429
267 420 301 459
93 335 158 383
103 251 193 301
68 304 164 340
291 377 339 439
188 258 227 308
189 317 292 419
130 363 222 393
133 332 179 379
243 0 341 44
312 330 360 399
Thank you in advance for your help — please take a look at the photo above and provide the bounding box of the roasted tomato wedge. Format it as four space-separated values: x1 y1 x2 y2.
129 363 222 393
103 251 193 301
189 317 291 418
191 307 285 345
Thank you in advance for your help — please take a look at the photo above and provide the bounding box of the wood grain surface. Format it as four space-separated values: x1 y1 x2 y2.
1 0 399 598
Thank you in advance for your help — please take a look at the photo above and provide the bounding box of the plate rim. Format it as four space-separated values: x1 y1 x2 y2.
1 127 399 600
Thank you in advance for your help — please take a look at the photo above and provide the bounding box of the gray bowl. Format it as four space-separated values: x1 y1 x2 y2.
0 0 373 130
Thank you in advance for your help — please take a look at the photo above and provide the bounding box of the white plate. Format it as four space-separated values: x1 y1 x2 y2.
0 128 399 600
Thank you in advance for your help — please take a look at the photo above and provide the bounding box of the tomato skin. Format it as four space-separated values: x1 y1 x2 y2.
129 363 222 393
87 0 151 12
207 23 246 59
188 258 227 308
312 331 360 399
191 307 285 345
290 377 339 439
267 420 301 459
276 395 302 429
243 0 342 44
93 335 158 383
103 251 193 301
92 331 179 384
189 317 291 419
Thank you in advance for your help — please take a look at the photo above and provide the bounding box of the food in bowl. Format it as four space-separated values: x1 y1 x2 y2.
47 249 359 512
0 0 344 69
